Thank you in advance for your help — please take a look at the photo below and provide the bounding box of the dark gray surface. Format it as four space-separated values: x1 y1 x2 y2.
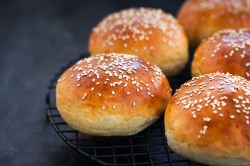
0 0 184 165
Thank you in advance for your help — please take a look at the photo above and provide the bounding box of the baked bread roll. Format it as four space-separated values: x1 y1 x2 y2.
192 29 250 80
165 72 250 166
56 53 172 136
178 0 250 45
89 8 188 76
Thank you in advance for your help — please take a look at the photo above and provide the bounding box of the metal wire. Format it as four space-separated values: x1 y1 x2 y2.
45 53 199 166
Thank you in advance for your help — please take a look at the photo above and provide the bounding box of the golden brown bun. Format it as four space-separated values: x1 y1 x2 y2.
56 53 172 136
178 0 250 45
165 72 250 166
89 8 188 76
192 29 250 80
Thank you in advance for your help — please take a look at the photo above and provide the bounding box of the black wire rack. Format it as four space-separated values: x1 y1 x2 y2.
45 53 202 166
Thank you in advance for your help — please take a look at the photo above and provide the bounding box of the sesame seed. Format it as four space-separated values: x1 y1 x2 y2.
82 93 87 100
203 117 211 122
183 104 190 109
230 115 235 119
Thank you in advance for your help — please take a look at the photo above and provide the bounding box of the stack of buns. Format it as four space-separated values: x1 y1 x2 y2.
55 3 250 166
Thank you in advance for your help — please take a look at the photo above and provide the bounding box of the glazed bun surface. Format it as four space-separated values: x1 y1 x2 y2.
56 53 172 136
192 29 250 80
165 72 250 166
178 0 250 45
89 8 188 76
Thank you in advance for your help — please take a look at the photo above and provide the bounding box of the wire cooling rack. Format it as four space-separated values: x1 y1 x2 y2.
45 53 201 166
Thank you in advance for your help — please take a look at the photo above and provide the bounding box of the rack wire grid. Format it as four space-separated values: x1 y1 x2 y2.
45 53 202 166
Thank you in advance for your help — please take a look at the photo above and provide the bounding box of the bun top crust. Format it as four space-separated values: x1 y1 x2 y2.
90 8 183 49
165 72 250 157
183 0 250 13
192 29 250 79
57 53 171 116
177 0 250 45
89 8 187 55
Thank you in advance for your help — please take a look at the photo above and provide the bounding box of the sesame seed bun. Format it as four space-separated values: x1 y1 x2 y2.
192 29 250 80
178 0 250 45
56 53 172 136
89 8 189 76
165 72 250 166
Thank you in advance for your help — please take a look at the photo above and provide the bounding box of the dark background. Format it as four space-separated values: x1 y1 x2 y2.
0 0 185 165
